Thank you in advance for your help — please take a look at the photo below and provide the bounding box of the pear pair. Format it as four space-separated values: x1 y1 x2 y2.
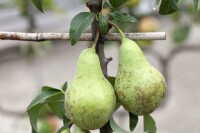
115 37 166 116
65 34 166 130
65 47 116 130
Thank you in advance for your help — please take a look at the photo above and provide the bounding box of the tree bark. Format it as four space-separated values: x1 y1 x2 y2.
0 32 166 41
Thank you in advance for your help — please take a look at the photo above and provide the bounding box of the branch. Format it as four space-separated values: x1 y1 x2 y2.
0 32 166 42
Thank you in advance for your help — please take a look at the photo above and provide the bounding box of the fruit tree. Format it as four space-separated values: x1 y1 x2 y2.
0 0 199 133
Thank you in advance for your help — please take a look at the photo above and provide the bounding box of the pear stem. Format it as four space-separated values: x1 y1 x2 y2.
108 20 126 40
92 29 100 49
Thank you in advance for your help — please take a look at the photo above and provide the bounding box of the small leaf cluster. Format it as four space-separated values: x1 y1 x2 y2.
32 0 199 16
69 2 137 45
27 82 70 133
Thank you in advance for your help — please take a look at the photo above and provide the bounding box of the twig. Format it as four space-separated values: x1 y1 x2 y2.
0 32 166 42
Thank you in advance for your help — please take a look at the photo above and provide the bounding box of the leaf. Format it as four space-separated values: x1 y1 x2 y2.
110 117 148 133
109 0 127 8
193 0 199 16
172 24 190 43
156 0 161 6
70 12 95 45
63 115 70 124
27 88 60 111
27 87 62 132
99 13 108 35
32 0 44 12
144 115 157 133
32 127 37 133
110 117 133 133
109 11 137 23
107 76 116 87
42 86 61 92
61 81 68 92
159 0 179 15
129 112 138 131
103 1 112 9
57 122 73 133
28 104 45 132
47 92 65 118
43 0 54 10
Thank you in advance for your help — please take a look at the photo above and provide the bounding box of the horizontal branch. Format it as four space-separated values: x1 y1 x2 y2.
0 32 166 42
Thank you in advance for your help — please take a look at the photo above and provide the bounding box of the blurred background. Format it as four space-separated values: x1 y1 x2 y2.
0 0 200 133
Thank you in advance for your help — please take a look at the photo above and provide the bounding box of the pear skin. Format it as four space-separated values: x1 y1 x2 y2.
65 48 116 130
75 126 90 133
61 129 70 133
115 38 166 116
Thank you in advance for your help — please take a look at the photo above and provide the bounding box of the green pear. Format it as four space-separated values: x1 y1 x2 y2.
65 47 116 130
75 126 90 133
115 37 166 116
61 128 70 133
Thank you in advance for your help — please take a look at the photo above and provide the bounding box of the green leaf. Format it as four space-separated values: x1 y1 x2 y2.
110 117 132 133
27 88 60 111
32 0 44 12
32 127 37 133
109 0 127 8
103 1 112 9
57 122 73 133
159 0 179 15
172 24 190 43
28 103 45 132
63 115 70 124
156 0 161 6
144 115 157 133
42 86 61 92
70 12 95 45
99 13 108 35
107 76 116 87
193 0 199 16
47 92 65 118
27 87 62 132
109 11 137 23
110 117 148 133
129 112 138 131
61 81 68 92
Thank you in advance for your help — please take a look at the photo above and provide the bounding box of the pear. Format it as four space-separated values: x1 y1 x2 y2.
61 129 70 133
75 126 90 133
65 47 116 130
115 37 166 116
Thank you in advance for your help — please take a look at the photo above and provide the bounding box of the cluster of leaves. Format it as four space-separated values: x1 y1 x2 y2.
69 10 137 45
169 1 200 44
31 0 199 46
27 82 69 133
32 0 199 15
15 0 55 16
27 77 156 133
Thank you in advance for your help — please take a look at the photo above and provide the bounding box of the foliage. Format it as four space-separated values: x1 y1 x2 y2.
27 82 67 132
